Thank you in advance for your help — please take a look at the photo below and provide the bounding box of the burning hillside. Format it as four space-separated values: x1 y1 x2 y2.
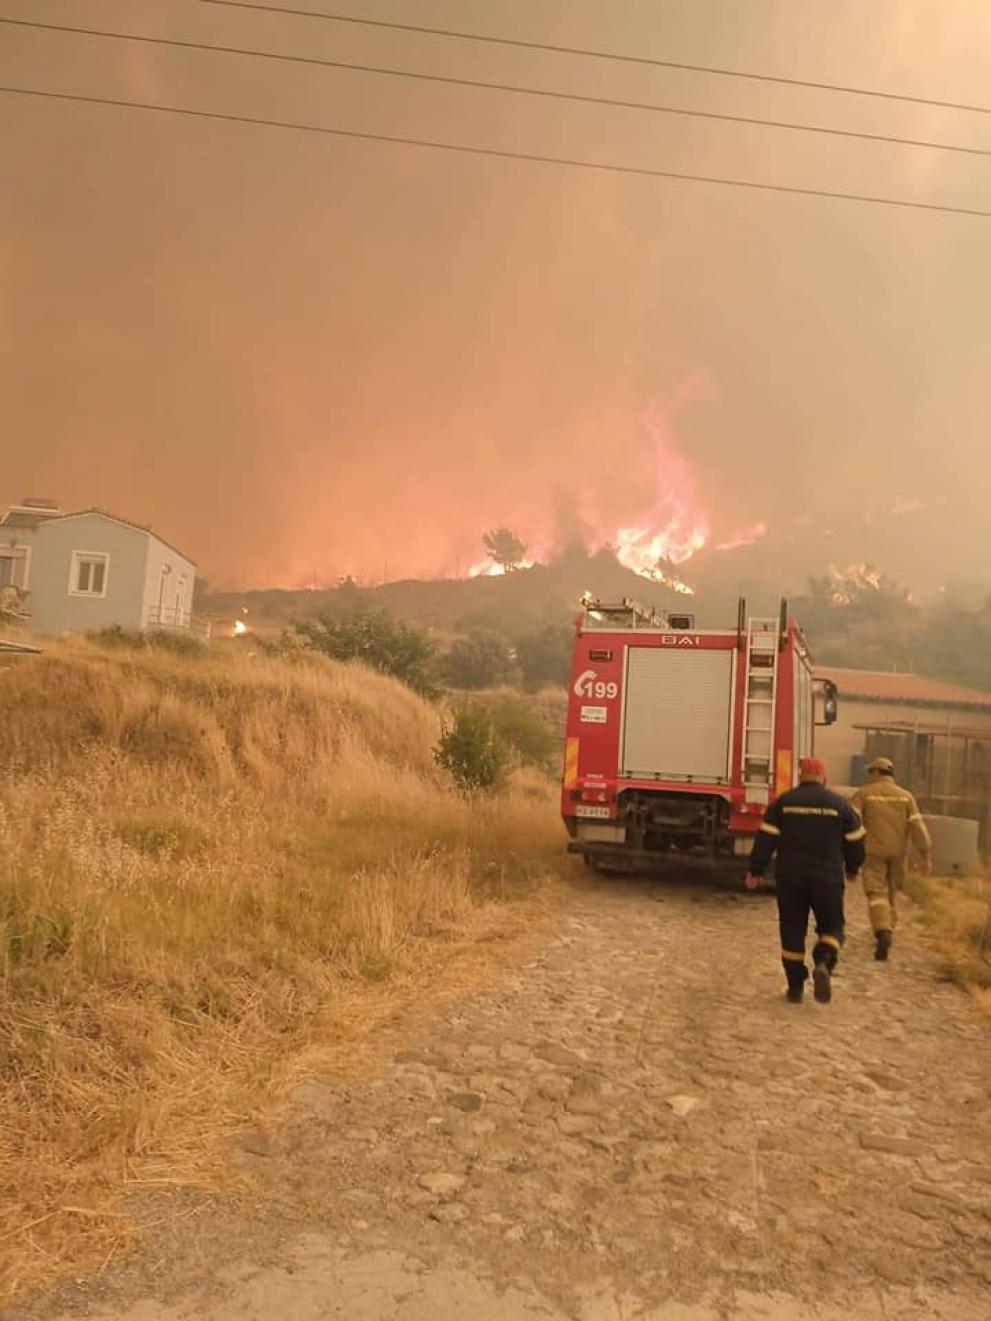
464 412 768 597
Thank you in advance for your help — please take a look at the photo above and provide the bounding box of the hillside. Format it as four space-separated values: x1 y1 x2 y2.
201 549 991 694
200 547 791 640
0 638 563 1299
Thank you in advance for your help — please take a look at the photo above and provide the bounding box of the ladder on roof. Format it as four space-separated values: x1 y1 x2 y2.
742 617 780 801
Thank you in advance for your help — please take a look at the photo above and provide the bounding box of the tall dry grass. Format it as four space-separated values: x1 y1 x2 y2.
904 869 991 1010
0 638 564 1298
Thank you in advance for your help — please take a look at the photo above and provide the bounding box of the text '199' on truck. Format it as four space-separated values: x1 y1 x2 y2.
562 596 838 872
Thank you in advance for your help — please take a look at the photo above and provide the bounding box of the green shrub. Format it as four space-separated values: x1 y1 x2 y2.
443 629 513 690
89 626 206 658
434 707 509 792
487 699 557 772
291 610 440 698
515 623 573 689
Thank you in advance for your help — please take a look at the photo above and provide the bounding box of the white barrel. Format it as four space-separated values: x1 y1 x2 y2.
923 815 981 877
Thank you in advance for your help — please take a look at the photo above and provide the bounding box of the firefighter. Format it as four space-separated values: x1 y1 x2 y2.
746 757 866 1004
851 756 932 961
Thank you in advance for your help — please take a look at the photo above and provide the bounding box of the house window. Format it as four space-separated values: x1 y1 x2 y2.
0 548 29 589
69 552 109 597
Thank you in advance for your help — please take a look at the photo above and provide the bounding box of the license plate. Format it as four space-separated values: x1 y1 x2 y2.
580 705 607 723
575 805 611 819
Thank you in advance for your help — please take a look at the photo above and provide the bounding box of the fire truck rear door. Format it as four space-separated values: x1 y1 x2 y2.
621 647 733 783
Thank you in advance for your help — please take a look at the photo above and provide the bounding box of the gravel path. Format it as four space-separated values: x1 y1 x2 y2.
18 876 991 1321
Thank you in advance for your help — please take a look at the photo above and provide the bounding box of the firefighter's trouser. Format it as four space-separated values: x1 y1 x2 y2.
776 874 845 989
862 855 906 934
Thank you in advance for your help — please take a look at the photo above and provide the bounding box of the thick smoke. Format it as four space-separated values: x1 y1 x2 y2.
2 1 989 592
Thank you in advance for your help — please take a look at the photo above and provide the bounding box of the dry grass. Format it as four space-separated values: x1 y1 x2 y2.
904 869 991 1007
0 638 565 1299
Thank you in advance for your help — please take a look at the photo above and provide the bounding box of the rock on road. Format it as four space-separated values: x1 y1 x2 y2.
23 878 991 1321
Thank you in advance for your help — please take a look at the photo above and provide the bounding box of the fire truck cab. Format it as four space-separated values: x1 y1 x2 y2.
562 596 837 871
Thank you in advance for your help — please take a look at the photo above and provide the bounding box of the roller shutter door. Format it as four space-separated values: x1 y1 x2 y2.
621 647 733 782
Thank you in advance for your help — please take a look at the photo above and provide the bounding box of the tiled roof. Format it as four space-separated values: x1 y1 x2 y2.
815 666 991 710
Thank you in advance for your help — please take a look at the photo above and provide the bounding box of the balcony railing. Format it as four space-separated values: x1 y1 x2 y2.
146 605 212 641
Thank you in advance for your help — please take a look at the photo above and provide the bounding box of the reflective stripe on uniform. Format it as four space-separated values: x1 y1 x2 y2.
819 935 841 950
868 898 889 909
781 949 806 962
759 822 781 836
908 813 925 823
845 826 867 841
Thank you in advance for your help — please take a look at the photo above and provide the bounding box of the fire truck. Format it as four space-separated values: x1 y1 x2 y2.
562 596 837 871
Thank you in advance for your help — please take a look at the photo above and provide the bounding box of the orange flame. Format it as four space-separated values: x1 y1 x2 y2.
827 562 883 605
467 556 537 579
462 403 766 592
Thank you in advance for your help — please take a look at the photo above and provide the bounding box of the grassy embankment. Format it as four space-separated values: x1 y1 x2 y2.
904 869 991 1010
0 638 565 1298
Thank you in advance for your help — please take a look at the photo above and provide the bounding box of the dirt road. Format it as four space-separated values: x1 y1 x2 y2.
16 877 991 1321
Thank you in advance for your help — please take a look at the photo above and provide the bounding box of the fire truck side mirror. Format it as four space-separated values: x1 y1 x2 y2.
815 679 838 726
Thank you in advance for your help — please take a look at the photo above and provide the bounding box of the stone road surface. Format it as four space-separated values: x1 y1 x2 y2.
16 876 991 1321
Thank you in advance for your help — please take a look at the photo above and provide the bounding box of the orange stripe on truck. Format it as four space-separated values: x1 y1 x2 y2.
776 749 793 796
564 737 580 788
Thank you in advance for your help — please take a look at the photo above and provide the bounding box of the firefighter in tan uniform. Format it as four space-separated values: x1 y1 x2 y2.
851 756 932 961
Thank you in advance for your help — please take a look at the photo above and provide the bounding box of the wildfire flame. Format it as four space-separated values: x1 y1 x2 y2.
827 562 883 605
233 619 248 635
462 409 769 593
467 556 537 578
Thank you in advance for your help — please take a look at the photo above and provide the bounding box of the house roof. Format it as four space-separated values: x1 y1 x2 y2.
46 508 197 567
815 665 991 711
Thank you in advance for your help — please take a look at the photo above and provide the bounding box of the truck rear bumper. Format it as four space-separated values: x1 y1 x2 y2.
567 841 750 873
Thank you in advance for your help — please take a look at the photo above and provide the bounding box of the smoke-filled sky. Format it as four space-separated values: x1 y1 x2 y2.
2 0 989 590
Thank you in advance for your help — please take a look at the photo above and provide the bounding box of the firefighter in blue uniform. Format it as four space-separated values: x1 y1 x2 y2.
746 757 866 1004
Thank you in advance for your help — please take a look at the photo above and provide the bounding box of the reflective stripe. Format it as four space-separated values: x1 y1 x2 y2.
781 949 806 962
868 898 889 909
908 813 925 823
819 935 841 950
759 822 781 836
563 737 580 789
845 826 867 841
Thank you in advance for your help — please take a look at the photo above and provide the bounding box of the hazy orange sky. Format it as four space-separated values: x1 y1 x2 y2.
2 0 989 589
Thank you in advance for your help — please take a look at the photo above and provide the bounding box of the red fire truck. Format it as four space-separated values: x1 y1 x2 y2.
562 596 837 871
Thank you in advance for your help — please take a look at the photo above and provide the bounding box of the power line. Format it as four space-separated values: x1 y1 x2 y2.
3 84 989 219
4 16 988 160
200 0 991 118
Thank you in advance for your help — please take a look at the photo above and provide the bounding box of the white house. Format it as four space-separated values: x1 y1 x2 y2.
0 499 63 601
1 501 201 637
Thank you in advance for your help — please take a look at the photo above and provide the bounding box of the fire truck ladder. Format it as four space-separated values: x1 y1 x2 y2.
742 617 780 801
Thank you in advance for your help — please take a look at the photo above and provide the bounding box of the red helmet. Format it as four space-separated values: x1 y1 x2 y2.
799 756 826 780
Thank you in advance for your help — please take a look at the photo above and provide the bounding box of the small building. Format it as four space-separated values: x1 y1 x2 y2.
1 501 203 638
815 666 991 842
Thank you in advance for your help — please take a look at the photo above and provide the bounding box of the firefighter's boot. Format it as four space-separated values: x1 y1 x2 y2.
812 961 832 1003
783 962 807 1004
875 929 892 962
